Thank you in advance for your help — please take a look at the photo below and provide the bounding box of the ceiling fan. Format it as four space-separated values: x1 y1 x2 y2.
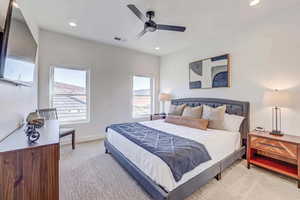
127 4 186 38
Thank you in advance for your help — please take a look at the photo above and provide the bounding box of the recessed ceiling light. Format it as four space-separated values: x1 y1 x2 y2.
249 0 260 7
155 47 160 50
69 22 77 27
12 1 19 8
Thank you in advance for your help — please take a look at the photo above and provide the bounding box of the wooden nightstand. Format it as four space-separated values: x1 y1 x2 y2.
247 131 300 188
150 114 166 121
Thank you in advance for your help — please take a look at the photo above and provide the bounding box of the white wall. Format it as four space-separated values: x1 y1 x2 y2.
160 6 300 136
38 30 160 141
0 0 39 141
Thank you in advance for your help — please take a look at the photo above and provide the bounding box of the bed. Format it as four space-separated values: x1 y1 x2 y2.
105 98 250 200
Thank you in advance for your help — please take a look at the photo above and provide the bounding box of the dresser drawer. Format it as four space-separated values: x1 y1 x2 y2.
251 136 298 160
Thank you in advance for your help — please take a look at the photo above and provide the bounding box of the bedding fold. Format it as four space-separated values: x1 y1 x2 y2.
106 122 211 182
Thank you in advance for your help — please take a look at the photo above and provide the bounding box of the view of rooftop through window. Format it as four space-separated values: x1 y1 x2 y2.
51 67 88 123
133 76 152 118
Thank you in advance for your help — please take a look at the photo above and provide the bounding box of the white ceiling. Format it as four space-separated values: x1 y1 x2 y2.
23 0 300 56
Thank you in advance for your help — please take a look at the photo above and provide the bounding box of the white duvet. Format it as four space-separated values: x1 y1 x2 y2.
106 120 240 192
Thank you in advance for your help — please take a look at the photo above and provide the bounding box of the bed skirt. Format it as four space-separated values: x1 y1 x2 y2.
104 139 245 200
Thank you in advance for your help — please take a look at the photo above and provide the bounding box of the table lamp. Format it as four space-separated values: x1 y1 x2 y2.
159 93 171 115
264 89 289 136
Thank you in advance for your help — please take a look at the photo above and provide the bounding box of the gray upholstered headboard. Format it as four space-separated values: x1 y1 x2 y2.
171 98 250 145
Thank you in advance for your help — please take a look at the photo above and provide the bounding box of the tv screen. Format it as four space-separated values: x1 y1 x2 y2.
0 1 37 86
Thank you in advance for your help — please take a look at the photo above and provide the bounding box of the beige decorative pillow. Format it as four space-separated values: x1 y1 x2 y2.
168 104 186 116
182 106 203 118
165 115 209 130
202 105 226 130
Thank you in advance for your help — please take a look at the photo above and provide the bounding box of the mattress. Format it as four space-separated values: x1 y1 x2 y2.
106 120 241 192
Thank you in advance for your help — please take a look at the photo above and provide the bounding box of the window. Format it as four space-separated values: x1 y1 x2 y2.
50 67 89 123
133 76 153 118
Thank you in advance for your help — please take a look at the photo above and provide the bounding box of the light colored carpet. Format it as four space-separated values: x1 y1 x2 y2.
60 140 300 200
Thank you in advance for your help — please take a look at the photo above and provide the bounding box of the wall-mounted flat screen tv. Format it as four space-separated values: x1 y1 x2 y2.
0 0 37 86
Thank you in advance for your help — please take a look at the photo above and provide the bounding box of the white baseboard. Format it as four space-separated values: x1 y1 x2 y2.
60 134 105 146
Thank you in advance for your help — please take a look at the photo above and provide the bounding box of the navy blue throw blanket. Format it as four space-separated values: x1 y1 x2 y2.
106 122 211 182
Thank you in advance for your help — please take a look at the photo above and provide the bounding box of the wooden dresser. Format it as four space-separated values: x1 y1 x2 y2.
0 120 60 200
247 131 300 188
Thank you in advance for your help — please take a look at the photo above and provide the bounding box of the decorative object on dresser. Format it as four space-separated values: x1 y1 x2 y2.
150 113 166 121
264 89 290 136
37 108 76 149
247 131 300 188
0 120 60 200
159 93 171 115
25 111 45 143
26 111 45 128
25 124 40 143
189 54 230 89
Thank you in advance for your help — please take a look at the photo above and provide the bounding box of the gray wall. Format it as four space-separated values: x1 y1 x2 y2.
160 6 300 136
0 0 39 140
38 30 160 141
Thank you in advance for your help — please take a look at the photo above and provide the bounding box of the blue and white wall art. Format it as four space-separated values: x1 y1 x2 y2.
189 54 230 89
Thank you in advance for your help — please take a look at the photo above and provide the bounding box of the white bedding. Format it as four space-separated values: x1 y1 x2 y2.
106 120 241 192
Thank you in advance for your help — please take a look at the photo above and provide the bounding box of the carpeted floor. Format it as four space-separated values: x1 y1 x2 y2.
60 140 300 200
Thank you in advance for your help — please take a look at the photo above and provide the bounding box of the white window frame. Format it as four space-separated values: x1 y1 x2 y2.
49 66 90 125
132 75 155 119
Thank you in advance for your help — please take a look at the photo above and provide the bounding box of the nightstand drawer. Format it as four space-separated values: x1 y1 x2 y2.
251 136 298 160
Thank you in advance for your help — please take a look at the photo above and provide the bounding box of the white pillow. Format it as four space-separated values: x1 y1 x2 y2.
223 113 245 132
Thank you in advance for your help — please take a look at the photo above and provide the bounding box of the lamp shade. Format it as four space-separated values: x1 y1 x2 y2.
159 93 171 101
264 89 290 107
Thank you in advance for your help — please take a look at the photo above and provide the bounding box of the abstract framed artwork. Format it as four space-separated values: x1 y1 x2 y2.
189 54 230 89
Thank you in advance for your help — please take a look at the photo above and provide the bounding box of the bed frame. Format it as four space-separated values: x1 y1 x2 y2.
105 98 250 200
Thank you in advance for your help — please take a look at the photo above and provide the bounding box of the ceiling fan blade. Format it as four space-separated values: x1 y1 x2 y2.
127 4 147 23
157 24 186 32
137 29 147 38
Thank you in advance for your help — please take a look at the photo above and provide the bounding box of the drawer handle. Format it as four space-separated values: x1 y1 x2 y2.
258 142 285 150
